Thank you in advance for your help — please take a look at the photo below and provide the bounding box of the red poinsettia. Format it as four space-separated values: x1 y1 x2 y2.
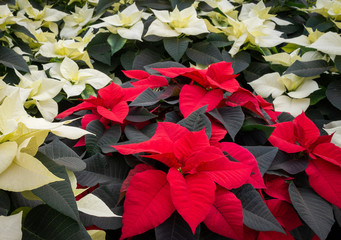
268 112 341 208
114 122 254 239
154 61 239 92
56 82 141 126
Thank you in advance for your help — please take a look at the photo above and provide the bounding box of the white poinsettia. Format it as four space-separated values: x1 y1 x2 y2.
323 120 341 147
309 31 341 57
285 27 324 47
249 73 319 117
92 3 147 41
37 38 93 68
44 57 111 98
145 5 208 37
0 4 17 31
15 66 64 121
302 0 341 21
60 3 97 39
0 211 23 239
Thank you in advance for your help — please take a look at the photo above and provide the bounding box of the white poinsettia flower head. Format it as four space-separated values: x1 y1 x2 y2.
323 120 341 147
0 4 17 30
44 57 111 98
145 5 208 37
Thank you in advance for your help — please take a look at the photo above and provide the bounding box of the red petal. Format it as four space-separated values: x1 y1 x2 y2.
179 85 223 117
130 75 169 89
167 168 216 234
96 101 129 123
155 67 197 79
264 175 291 203
268 122 306 153
120 164 154 193
204 187 243 240
265 199 302 231
293 112 320 148
206 62 239 92
174 129 210 163
221 142 265 189
306 158 341 208
257 230 295 240
197 157 252 189
98 82 124 106
312 142 341 167
140 152 180 168
81 113 100 129
210 121 227 145
121 170 175 239
55 101 95 119
122 69 150 79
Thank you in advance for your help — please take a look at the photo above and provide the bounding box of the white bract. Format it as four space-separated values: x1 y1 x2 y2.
145 5 208 37
15 66 64 121
44 57 111 98
0 4 16 31
249 73 319 117
323 120 341 147
92 3 147 41
0 211 23 239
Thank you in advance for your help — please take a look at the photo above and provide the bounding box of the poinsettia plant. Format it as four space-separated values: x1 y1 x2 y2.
1 0 341 239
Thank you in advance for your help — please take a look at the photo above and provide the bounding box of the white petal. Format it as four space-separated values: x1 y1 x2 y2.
117 21 144 41
44 8 68 21
0 141 17 174
101 15 123 26
249 72 285 98
309 32 341 55
0 211 23 240
151 9 171 23
36 99 58 122
51 125 91 139
287 79 319 98
33 78 64 101
323 120 341 148
177 19 208 35
144 19 179 37
228 33 248 56
273 95 310 117
63 82 86 98
60 57 79 80
285 35 310 46
271 17 292 26
77 194 121 217
78 69 111 89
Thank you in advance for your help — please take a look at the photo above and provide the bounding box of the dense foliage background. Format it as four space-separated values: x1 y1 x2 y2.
1 0 341 239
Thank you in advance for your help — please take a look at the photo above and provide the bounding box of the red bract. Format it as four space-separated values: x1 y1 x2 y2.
154 61 240 92
268 112 341 208
122 69 169 89
114 122 253 239
56 82 139 125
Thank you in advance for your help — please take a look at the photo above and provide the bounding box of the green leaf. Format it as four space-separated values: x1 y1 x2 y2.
284 60 331 77
186 42 223 65
0 46 30 73
171 0 195 10
85 121 122 155
94 0 116 15
222 50 251 74
233 184 284 233
326 80 341 110
178 105 212 139
242 118 275 139
208 106 244 141
81 84 97 99
32 152 80 222
243 146 278 176
163 37 190 62
87 33 112 65
289 183 335 240
334 55 341 72
0 190 10 216
23 205 91 240
309 87 326 105
129 88 161 107
132 48 162 70
120 51 137 70
39 138 86 172
207 33 232 48
125 107 157 122
107 34 126 55
10 24 37 41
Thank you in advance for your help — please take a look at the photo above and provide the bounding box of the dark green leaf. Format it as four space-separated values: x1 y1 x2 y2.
207 33 232 48
326 80 341 110
87 33 112 65
243 146 278 176
23 205 91 240
269 151 309 174
285 60 331 77
125 107 157 122
32 152 79 222
120 51 137 70
0 190 10 216
124 124 156 143
233 184 284 233
309 87 326 105
178 105 212 139
243 61 273 82
334 55 341 72
0 46 29 72
133 48 162 70
81 84 97 99
163 37 190 62
94 0 116 15
129 88 161 107
39 138 86 172
186 42 223 65
107 34 126 55
155 211 200 240
289 183 335 240
222 51 251 74
171 0 194 10
10 24 37 40
208 106 244 141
